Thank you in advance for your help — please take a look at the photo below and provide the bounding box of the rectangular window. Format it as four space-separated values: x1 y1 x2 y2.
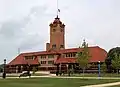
25 56 34 60
66 53 76 58
40 55 46 59
48 61 54 64
73 53 76 57
66 53 70 57
48 55 54 58
66 54 68 57
60 45 64 48
41 61 46 64
52 44 56 49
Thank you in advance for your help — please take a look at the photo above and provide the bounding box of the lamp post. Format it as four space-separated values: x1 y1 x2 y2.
3 59 6 79
98 61 101 78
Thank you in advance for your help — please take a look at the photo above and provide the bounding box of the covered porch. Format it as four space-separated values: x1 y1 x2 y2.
54 58 77 76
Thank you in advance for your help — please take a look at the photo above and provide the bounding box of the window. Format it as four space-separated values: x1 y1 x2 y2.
61 29 63 32
73 53 76 57
48 55 54 58
53 29 56 32
60 45 64 48
65 53 76 58
52 44 56 49
41 61 46 64
40 55 46 59
48 61 54 64
25 56 34 60
66 53 70 57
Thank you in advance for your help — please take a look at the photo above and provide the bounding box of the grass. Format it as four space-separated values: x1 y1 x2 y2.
32 73 49 76
61 73 120 77
0 77 120 87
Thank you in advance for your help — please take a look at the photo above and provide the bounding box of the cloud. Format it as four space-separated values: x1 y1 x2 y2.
0 5 49 63
0 0 120 64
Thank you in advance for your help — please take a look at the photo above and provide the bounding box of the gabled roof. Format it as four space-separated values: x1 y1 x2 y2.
8 46 107 65
55 46 107 64
7 50 60 66
8 54 39 65
55 58 76 64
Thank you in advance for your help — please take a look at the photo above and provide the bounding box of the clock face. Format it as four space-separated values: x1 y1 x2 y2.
61 29 63 32
53 29 56 32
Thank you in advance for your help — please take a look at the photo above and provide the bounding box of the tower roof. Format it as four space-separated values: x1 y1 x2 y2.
49 16 65 28
53 15 62 24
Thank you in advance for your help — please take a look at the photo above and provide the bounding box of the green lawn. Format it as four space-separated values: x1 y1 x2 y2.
61 73 120 77
0 78 120 87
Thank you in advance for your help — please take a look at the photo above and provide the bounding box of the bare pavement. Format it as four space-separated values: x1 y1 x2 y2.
0 75 120 87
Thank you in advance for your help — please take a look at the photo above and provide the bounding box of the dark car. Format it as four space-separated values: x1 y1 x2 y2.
19 71 31 78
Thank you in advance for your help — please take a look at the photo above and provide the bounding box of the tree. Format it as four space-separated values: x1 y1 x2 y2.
107 47 120 60
111 53 120 74
101 62 107 73
76 40 91 76
105 47 120 72
0 64 4 72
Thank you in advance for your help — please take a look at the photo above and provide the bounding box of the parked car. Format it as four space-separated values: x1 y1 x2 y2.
19 71 31 78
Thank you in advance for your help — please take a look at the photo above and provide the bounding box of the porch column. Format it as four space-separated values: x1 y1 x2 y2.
59 63 62 76
56 64 59 76
68 64 71 76
21 66 23 73
66 64 68 74
16 66 18 73
71 64 74 74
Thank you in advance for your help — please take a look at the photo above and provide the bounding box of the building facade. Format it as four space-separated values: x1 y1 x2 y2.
7 16 107 73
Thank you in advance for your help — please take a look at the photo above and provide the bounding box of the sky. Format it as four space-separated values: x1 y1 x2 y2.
0 0 120 64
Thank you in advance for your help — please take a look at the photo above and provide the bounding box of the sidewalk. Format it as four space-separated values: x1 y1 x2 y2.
81 82 120 87
1 75 120 79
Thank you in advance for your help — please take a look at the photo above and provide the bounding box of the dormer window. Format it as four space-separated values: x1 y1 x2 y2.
25 56 34 60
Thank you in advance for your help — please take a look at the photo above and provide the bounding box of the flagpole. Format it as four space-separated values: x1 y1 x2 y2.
57 0 58 16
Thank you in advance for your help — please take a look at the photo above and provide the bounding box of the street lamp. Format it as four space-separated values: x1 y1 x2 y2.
3 59 6 79
98 61 101 78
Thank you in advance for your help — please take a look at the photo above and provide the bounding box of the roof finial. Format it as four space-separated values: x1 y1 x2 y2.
83 39 85 42
82 39 86 47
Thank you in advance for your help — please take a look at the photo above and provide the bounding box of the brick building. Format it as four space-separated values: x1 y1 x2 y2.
7 16 107 73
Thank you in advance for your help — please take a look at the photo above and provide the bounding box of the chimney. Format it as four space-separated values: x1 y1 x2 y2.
46 43 50 51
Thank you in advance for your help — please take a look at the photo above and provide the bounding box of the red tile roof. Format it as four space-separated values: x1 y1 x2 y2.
8 46 107 65
55 46 107 64
8 54 39 65
55 58 76 64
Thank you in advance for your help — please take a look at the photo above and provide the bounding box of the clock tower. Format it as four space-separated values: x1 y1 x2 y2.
46 16 65 51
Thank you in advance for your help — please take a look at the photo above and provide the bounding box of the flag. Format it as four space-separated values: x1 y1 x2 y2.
58 9 60 12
